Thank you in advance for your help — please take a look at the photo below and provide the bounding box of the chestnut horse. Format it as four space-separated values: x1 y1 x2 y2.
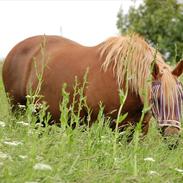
2 34 183 136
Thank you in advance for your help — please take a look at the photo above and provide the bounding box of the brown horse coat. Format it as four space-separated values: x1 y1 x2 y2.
2 34 183 134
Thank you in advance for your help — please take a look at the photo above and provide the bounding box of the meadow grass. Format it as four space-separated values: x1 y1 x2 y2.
1 61 183 183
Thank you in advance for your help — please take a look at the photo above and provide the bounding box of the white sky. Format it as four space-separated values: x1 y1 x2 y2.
0 0 143 59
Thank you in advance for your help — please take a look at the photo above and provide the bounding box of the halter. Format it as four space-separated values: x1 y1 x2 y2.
151 81 183 129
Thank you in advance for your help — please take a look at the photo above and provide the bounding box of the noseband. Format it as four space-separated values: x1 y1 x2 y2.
151 81 183 129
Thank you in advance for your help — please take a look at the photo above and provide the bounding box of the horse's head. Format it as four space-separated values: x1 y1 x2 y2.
151 60 183 138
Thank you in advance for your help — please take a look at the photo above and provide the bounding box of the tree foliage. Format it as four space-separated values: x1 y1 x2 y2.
117 0 183 62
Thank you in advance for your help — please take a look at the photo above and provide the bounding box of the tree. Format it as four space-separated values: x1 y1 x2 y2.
117 0 183 62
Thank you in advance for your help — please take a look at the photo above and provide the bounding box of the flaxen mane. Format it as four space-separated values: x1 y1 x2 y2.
99 34 178 108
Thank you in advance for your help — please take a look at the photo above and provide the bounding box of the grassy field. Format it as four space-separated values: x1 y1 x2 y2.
1 61 183 183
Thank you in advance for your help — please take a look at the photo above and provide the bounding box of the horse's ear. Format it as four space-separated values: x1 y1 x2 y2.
152 62 160 79
172 60 183 77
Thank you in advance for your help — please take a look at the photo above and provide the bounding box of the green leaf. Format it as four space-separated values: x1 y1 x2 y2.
117 112 128 124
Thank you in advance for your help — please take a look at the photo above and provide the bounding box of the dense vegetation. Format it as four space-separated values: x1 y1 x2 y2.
1 61 183 183
117 0 183 62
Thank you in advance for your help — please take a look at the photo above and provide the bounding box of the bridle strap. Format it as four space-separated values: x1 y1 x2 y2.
158 120 181 130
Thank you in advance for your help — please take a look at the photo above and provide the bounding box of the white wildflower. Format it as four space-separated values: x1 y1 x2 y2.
18 104 26 108
0 152 12 161
144 157 155 162
0 121 6 127
16 121 29 126
4 141 23 146
119 131 126 135
175 168 183 174
19 155 28 159
171 18 176 22
33 163 52 171
0 152 9 159
149 170 159 175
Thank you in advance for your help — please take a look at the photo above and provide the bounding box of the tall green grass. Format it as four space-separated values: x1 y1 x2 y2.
1 61 183 183
1 38 183 183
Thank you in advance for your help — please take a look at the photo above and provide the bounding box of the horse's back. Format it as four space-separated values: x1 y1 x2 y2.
2 35 84 105
2 35 102 121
